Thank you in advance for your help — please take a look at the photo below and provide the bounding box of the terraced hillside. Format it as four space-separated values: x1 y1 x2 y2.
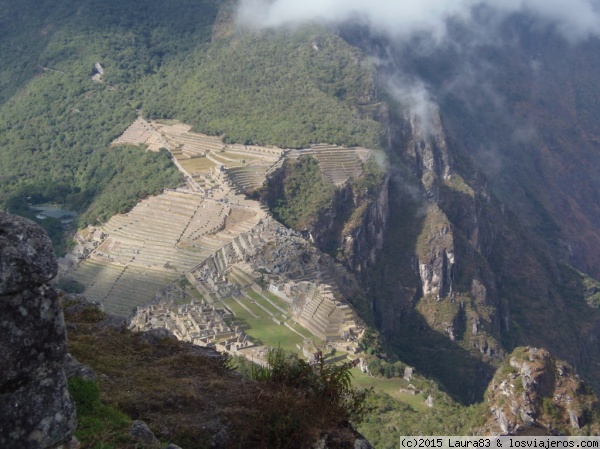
111 118 169 152
288 145 372 186
112 119 371 193
66 189 265 315
66 120 373 318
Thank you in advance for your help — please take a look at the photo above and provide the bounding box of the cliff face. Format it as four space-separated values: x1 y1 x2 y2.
0 212 76 448
339 174 390 275
348 76 600 402
355 102 506 400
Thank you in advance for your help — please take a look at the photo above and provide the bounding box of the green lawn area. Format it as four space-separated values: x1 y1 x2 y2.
228 295 264 317
222 297 423 410
246 290 281 316
286 320 322 345
263 291 291 310
221 298 306 353
174 295 192 306
350 368 428 410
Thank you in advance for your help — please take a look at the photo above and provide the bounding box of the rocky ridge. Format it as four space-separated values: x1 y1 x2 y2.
481 347 599 435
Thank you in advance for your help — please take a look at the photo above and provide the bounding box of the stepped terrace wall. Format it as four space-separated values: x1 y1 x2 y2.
64 189 265 316
287 145 372 185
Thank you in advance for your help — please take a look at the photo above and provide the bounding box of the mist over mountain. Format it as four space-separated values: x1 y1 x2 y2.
237 0 600 41
238 0 600 278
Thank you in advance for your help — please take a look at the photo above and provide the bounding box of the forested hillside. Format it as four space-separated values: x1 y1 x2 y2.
0 0 381 245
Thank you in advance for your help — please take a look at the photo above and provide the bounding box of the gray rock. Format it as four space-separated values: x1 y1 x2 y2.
95 314 126 331
63 353 96 382
140 327 178 344
425 394 434 408
211 427 230 448
568 409 581 429
355 438 375 449
63 299 100 316
130 420 160 448
164 444 183 449
49 436 81 449
0 212 76 448
0 212 58 295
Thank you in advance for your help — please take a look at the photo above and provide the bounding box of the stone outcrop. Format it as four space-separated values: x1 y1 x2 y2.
482 347 599 435
0 212 76 448
130 420 161 448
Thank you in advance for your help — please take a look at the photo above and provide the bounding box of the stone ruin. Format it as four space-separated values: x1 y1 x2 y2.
185 217 364 342
59 118 373 364
129 296 257 354
0 211 76 448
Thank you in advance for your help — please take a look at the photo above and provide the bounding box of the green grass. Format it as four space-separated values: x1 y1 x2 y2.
231 295 265 317
221 298 306 353
286 321 322 345
222 294 412 406
188 288 205 302
246 290 281 316
264 291 291 310
174 295 192 306
68 378 132 448
350 368 428 411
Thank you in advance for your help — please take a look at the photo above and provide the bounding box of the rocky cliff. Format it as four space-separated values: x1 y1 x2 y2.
0 211 76 448
481 347 599 435
338 172 390 275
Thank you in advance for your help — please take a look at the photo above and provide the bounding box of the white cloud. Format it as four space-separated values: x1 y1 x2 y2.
237 0 600 42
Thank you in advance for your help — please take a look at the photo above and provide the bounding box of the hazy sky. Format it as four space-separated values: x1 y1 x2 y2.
237 0 600 41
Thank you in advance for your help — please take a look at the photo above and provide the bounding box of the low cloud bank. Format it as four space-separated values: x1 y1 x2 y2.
237 0 600 42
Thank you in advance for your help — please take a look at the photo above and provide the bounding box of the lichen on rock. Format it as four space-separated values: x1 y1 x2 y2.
0 211 76 448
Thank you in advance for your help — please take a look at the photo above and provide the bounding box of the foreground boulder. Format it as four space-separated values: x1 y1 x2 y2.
0 212 76 448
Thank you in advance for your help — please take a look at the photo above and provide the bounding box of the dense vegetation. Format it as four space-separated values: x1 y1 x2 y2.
261 155 336 230
142 25 382 148
0 0 210 249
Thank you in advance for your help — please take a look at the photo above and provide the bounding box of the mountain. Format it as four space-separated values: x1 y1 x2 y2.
333 13 600 399
1 0 600 446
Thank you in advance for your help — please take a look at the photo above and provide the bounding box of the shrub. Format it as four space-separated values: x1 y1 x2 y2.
253 348 371 423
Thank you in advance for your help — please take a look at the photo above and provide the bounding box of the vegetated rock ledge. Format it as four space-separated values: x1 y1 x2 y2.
479 347 600 436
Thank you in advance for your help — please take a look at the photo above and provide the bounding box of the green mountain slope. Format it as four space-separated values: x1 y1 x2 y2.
0 0 380 232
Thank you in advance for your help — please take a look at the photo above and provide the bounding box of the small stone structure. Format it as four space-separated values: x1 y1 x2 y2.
0 212 76 448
